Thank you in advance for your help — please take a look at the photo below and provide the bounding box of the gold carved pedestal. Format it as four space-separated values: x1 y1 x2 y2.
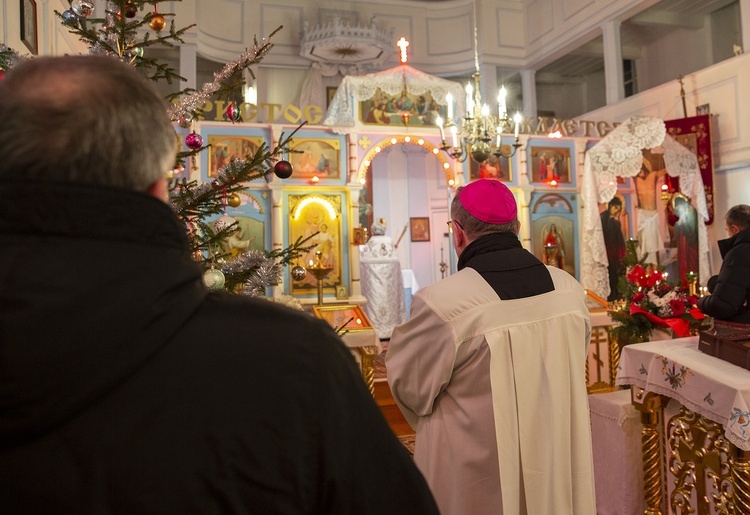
630 388 750 514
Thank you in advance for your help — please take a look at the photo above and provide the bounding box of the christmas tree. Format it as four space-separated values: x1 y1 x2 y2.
3 0 313 296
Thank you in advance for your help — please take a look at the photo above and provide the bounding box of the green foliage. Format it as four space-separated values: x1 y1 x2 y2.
46 0 310 294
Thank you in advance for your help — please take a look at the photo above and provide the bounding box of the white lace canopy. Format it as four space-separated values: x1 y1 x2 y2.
581 116 709 299
322 64 465 133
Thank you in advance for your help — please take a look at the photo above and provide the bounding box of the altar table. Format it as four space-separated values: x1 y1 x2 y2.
616 336 750 514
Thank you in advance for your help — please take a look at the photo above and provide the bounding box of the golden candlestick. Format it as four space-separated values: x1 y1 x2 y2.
686 271 698 297
308 251 333 306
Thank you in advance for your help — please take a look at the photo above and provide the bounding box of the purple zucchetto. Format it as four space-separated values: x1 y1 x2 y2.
458 179 518 224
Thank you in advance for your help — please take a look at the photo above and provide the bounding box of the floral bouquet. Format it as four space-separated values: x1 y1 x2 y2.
609 241 706 345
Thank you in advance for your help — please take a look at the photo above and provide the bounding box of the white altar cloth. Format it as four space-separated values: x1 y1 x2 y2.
360 261 406 339
616 336 750 451
589 390 645 515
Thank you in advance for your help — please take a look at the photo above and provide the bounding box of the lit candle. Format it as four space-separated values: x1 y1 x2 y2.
466 83 474 115
513 112 523 138
496 125 502 147
497 86 507 118
450 125 459 149
446 93 454 120
436 116 445 142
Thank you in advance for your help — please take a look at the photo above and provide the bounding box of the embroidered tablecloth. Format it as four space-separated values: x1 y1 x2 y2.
616 336 750 451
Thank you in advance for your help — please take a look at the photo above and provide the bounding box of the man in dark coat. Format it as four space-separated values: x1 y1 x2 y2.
698 204 750 323
0 56 438 514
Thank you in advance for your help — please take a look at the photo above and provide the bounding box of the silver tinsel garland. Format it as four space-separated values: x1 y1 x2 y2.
0 43 28 69
220 250 283 296
168 41 273 123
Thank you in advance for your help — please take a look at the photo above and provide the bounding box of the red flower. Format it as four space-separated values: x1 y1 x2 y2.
670 299 686 316
687 295 699 306
627 265 646 286
632 292 645 303
644 267 662 288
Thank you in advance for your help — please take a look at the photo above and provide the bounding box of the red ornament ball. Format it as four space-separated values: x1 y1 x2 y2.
274 160 293 179
124 2 137 18
225 103 241 123
185 131 203 150
149 14 167 31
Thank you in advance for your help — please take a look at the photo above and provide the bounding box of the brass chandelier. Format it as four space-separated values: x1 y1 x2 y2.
436 1 523 163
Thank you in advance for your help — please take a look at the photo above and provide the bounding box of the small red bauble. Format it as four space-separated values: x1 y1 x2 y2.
185 131 203 150
273 160 293 179
124 3 137 18
225 103 241 123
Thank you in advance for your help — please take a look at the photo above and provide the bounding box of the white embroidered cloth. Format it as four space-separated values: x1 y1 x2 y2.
616 337 750 451
581 116 709 299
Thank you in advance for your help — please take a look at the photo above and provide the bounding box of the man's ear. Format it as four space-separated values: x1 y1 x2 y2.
452 223 468 253
146 178 169 203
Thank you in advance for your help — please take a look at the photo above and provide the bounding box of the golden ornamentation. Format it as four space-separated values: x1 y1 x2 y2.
356 345 379 397
632 392 667 515
667 406 733 513
731 448 750 513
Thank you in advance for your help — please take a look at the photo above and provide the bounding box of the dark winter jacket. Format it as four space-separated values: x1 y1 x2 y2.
0 179 438 514
697 226 750 323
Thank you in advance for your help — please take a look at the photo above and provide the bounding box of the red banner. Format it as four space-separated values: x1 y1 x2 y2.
664 115 715 225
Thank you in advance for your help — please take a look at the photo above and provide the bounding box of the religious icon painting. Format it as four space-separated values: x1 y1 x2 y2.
288 138 341 180
528 145 573 184
207 135 264 178
469 148 513 182
410 217 430 242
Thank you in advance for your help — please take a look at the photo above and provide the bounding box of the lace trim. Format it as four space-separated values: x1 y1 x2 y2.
581 116 709 299
323 64 464 129
617 375 750 451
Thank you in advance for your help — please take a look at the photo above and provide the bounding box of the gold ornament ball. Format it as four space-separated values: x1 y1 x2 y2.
291 265 307 281
149 14 167 31
227 193 242 208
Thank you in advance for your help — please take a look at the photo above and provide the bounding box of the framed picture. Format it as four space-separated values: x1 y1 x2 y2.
312 304 373 333
207 135 264 178
288 138 341 180
529 146 572 183
20 0 38 55
352 227 366 246
469 148 513 182
410 217 430 242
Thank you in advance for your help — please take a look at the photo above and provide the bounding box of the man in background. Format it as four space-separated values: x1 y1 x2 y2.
386 179 596 515
0 56 438 514
698 204 750 323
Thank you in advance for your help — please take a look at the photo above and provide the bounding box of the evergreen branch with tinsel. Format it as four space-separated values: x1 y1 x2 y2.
0 43 28 71
168 27 282 122
220 233 317 294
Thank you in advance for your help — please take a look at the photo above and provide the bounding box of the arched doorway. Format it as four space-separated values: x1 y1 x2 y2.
357 136 455 290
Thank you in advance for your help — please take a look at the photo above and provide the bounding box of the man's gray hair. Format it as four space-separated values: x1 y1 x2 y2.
0 55 176 191
451 185 520 238
726 204 750 230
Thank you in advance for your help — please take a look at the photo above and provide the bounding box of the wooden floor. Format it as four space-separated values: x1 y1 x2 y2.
374 379 414 437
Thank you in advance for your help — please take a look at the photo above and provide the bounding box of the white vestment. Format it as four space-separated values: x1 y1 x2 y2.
387 267 596 515
637 208 664 260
